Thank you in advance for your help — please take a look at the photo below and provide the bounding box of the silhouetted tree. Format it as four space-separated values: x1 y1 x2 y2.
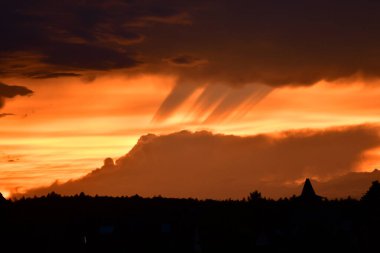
47 191 61 199
361 180 380 203
0 192 7 205
247 190 264 203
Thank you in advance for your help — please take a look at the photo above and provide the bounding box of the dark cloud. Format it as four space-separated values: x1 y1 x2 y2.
135 0 380 87
2 0 380 85
44 43 140 71
24 72 82 79
0 0 193 77
165 55 208 67
0 82 33 109
0 113 14 118
0 82 33 98
3 1 380 121
23 125 380 199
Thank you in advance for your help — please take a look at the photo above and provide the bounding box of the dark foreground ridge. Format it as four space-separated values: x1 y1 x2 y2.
1 180 380 253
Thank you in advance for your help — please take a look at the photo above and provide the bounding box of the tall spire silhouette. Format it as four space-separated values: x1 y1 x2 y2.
299 178 322 202
301 178 316 197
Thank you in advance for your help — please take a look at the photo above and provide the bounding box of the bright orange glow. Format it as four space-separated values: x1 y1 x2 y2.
1 75 380 195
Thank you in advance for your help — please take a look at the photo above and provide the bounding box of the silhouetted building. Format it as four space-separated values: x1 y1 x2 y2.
299 178 323 202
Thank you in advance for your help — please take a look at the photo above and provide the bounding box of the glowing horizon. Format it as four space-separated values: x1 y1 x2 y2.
2 1 380 198
1 74 380 197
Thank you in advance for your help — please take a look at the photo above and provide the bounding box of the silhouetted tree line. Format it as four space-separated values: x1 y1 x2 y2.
0 181 380 252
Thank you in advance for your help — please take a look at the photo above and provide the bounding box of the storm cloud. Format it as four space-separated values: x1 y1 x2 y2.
2 0 380 84
23 124 380 199
3 1 380 121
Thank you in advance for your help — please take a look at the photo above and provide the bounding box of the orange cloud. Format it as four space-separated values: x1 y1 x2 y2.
2 76 380 198
22 124 380 199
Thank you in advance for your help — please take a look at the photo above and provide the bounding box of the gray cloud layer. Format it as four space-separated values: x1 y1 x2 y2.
23 125 380 199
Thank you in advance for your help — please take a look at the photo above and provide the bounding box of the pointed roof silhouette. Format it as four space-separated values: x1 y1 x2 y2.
299 178 322 202
301 178 316 197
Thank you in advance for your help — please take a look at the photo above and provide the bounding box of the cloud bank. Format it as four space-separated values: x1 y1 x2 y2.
23 125 380 199
3 1 380 121
2 0 380 85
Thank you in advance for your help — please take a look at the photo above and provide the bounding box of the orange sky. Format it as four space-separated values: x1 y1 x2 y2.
3 1 380 199
1 74 380 198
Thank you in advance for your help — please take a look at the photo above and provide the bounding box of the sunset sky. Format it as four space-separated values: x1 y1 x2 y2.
1 0 380 199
